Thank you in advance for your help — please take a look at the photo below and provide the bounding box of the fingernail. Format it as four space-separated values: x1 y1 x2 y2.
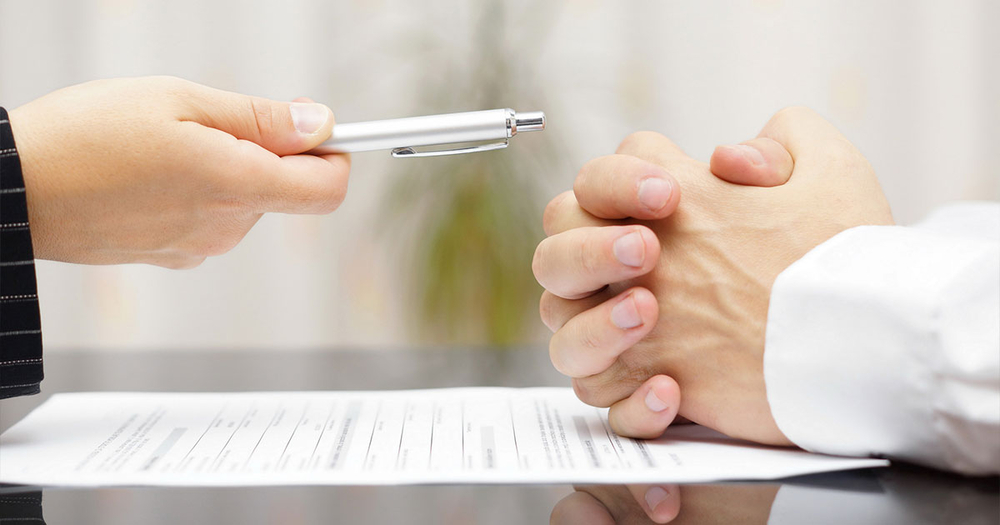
727 144 765 166
645 388 669 412
644 486 670 512
613 231 645 268
289 103 329 134
637 177 672 212
611 294 642 330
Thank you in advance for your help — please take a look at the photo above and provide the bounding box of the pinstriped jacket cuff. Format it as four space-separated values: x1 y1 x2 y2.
0 106 43 398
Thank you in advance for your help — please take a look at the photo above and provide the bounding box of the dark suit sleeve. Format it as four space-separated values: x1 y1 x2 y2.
0 492 44 524
0 106 43 398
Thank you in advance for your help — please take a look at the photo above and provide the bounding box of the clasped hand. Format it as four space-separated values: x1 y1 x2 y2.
533 107 893 445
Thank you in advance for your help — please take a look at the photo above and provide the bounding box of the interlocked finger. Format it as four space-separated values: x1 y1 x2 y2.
543 190 614 236
548 287 659 378
532 225 659 300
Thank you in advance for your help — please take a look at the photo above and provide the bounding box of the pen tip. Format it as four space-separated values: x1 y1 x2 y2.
514 111 545 133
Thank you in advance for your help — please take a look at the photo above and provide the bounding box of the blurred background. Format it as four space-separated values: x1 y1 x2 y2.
0 0 997 353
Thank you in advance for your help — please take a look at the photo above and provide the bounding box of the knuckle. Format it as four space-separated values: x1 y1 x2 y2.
609 405 662 439
531 242 549 284
616 131 667 155
573 235 602 278
542 191 572 234
621 359 659 389
300 167 350 215
551 319 611 378
616 131 651 152
606 405 631 433
163 255 206 270
280 179 335 214
191 237 223 258
576 319 604 353
160 75 188 88
823 138 873 179
572 379 598 406
149 75 188 91
771 106 816 127
573 158 601 190
248 97 275 141
538 292 558 331
824 136 862 161
158 258 184 270
316 183 348 214
549 337 572 376
186 222 248 258
606 405 637 435
205 234 243 257
283 185 315 211
572 376 621 408
155 76 198 103
626 365 653 387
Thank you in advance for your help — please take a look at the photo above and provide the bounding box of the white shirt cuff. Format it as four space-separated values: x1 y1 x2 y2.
763 217 1000 473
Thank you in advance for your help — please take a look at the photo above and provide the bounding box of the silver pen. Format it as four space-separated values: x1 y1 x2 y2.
310 108 545 158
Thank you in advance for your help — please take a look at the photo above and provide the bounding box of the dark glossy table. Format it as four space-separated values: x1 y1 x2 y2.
1 348 996 524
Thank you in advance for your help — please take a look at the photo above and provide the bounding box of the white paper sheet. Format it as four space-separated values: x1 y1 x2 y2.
0 388 887 487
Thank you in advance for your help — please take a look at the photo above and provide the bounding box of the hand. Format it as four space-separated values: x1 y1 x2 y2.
9 76 350 268
533 107 894 444
551 484 681 524
550 483 779 524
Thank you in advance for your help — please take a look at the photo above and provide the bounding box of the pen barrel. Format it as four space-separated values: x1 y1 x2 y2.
313 108 514 154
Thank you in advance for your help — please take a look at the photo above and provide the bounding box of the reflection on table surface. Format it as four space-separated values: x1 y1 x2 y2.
0 348 997 524
1 466 997 525
553 467 999 525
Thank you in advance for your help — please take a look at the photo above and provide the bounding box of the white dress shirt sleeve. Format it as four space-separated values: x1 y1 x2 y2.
764 202 1000 474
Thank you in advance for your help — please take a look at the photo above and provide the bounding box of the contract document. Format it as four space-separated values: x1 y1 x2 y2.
0 388 886 487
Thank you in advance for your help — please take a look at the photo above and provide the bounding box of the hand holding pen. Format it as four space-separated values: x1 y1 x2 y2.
5 76 544 269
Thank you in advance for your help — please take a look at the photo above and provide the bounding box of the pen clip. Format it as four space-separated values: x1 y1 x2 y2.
390 140 509 158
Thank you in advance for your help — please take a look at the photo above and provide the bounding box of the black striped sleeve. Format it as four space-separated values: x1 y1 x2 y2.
0 106 43 398
0 492 44 524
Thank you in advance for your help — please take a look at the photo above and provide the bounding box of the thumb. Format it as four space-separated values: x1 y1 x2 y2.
180 83 335 156
709 107 847 188
710 137 794 187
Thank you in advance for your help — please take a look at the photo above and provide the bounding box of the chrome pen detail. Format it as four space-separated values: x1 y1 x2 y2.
311 108 546 158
